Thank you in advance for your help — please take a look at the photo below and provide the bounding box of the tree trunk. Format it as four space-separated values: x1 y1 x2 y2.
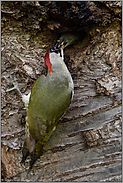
1 1 122 182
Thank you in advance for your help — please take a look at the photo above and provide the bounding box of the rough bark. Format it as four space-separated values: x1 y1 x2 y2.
1 1 122 182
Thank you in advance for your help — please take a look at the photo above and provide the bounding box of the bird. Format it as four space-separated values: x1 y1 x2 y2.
22 44 74 168
7 32 78 168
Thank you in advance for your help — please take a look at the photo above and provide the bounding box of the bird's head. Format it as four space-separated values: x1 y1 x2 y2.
44 46 63 75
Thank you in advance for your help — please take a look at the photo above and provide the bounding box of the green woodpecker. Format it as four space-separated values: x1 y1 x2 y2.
7 33 77 168
21 40 74 168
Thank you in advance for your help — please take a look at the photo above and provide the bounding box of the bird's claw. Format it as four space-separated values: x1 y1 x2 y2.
6 74 23 97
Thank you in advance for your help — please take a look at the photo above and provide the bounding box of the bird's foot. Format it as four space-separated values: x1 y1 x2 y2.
6 74 30 110
6 74 23 97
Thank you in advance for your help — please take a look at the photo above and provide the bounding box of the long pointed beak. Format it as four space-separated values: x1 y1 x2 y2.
54 39 67 50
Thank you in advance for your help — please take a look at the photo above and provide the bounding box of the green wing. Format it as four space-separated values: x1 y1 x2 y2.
30 75 46 97
27 74 72 141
